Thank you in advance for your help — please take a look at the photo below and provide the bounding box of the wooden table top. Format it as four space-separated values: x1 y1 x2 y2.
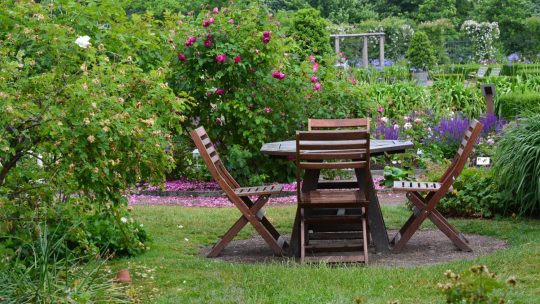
260 139 414 157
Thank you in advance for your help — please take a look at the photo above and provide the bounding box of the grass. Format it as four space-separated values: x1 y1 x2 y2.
111 204 540 303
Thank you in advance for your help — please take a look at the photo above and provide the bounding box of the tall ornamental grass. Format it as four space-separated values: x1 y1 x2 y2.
493 115 540 216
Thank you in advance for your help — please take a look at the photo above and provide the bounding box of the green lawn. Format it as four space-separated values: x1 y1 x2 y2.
112 205 540 303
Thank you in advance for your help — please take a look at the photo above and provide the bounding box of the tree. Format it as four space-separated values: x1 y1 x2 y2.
417 0 457 23
406 31 437 71
289 8 332 59
307 0 379 23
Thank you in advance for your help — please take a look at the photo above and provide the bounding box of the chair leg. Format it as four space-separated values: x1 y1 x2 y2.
408 192 472 252
362 207 369 265
209 195 287 257
390 207 419 245
208 216 248 257
392 209 428 252
300 208 306 263
427 212 472 251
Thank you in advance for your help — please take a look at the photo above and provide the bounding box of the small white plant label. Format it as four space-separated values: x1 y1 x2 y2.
477 157 490 166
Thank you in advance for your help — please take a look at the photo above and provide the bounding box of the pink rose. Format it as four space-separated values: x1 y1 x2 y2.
229 19 234 24
313 82 321 91
178 53 186 61
213 7 219 13
216 54 227 63
349 77 357 84
308 55 316 62
203 20 210 27
377 105 384 114
208 17 214 23
262 31 271 44
264 106 271 113
310 76 318 83
184 36 196 46
215 88 225 95
234 56 241 63
313 63 319 72
204 36 212 48
272 71 286 79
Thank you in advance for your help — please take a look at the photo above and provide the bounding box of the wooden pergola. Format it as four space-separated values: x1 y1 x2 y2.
330 33 385 69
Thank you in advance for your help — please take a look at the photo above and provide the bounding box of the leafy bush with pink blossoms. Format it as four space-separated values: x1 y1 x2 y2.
172 4 368 184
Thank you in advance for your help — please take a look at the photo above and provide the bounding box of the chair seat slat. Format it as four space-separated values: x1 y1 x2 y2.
393 180 453 192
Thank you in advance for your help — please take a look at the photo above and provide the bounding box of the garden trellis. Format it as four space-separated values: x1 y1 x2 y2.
331 33 385 69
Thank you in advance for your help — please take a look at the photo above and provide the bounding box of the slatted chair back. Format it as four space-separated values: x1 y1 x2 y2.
295 130 370 200
489 67 501 77
308 118 370 132
477 66 488 78
190 127 240 196
437 119 484 190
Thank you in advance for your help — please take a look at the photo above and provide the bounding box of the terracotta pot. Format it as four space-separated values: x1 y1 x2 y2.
115 269 132 283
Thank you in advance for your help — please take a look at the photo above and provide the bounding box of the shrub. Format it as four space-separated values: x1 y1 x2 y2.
407 31 436 71
289 8 332 60
461 20 500 62
493 115 540 216
438 168 509 218
496 91 540 119
171 3 362 184
438 266 515 304
0 0 189 256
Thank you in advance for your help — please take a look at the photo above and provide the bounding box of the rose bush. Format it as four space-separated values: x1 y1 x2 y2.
171 3 364 184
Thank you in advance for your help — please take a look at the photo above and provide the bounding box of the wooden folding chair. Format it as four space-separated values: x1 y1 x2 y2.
391 119 484 252
190 127 288 257
296 130 371 263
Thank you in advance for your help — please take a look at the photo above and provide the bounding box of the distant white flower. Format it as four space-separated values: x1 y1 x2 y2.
120 217 128 223
414 118 422 123
184 238 189 241
404 116 411 121
393 124 400 130
417 149 423 155
380 117 388 123
75 36 91 48
403 122 412 129
487 138 495 145
140 224 144 228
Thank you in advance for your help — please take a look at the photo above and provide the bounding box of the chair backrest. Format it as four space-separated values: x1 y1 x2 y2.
477 66 488 77
490 67 501 77
190 127 240 194
438 119 484 187
295 130 370 199
308 118 370 132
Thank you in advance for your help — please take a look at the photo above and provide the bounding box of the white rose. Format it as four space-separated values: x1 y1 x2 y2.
75 36 91 49
120 217 128 223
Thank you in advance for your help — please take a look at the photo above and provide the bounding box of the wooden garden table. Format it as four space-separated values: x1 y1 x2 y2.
260 139 413 255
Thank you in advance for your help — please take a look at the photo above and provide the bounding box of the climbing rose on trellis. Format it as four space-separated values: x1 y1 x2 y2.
461 20 500 62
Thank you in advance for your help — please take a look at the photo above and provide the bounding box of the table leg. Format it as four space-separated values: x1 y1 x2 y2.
356 169 391 253
289 169 320 258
